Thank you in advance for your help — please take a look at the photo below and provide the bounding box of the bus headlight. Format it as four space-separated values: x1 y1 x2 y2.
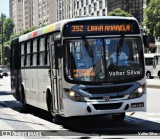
128 85 146 99
64 89 86 102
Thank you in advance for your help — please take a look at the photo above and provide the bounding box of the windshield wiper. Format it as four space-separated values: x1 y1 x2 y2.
82 36 93 58
116 33 125 65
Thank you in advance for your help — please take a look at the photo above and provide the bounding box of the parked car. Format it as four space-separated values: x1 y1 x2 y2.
0 65 8 77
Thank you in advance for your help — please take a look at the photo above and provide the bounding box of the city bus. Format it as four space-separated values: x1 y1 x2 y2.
144 53 160 79
10 16 146 122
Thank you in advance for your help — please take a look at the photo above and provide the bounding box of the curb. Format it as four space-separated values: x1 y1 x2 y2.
147 85 160 89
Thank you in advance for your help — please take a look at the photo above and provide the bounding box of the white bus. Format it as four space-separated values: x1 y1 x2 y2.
10 16 146 122
144 53 160 79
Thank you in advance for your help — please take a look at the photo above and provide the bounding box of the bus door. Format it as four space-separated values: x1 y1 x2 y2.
49 33 61 114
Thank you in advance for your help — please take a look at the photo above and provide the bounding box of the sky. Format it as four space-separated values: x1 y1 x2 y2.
0 0 9 17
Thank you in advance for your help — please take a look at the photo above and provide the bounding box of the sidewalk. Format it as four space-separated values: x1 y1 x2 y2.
146 78 160 89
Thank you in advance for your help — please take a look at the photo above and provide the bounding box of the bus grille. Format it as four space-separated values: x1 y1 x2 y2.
81 85 132 94
89 95 124 100
93 103 122 110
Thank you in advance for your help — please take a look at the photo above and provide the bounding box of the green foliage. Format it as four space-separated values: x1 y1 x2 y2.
3 18 14 42
3 46 10 66
108 8 133 17
0 12 48 66
144 0 160 37
0 13 14 65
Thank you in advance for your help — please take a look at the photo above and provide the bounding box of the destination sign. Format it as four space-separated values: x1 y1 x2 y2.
71 24 131 32
63 19 140 37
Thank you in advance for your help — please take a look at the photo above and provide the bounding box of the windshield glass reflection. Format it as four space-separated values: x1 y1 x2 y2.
64 37 144 83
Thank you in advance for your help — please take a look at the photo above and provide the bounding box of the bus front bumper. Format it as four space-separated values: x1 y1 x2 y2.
63 93 147 117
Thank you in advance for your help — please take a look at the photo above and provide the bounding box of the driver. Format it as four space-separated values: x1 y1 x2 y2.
110 47 128 64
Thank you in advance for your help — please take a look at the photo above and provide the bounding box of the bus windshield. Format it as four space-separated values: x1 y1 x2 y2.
64 37 144 83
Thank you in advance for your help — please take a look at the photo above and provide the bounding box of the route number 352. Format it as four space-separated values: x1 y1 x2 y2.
71 25 84 32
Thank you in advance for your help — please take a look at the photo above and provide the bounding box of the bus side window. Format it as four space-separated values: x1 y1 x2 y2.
39 37 45 66
33 39 37 67
24 42 27 67
37 38 40 66
26 41 31 67
21 43 25 67
30 40 33 66
45 36 49 66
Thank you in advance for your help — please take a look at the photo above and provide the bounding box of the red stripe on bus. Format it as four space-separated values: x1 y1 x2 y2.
33 31 38 37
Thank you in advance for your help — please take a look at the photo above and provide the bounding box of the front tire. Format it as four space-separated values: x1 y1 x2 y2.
112 113 125 121
47 92 62 124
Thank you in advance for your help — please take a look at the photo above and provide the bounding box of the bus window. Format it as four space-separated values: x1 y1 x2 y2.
65 37 144 83
45 36 49 66
21 43 25 67
39 37 45 66
26 41 31 67
33 39 37 66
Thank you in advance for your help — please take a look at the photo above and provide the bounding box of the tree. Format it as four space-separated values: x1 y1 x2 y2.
108 8 133 17
144 0 160 38
0 13 14 65
4 18 14 42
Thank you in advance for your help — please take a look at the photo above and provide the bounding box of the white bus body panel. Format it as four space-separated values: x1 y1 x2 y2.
22 68 51 111
62 78 147 117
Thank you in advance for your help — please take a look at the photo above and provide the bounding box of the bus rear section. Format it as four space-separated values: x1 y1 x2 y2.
10 38 21 101
144 53 160 79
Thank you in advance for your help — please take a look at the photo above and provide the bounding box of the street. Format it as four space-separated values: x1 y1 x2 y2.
0 77 160 138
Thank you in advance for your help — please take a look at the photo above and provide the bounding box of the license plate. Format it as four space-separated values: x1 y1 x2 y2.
131 102 144 108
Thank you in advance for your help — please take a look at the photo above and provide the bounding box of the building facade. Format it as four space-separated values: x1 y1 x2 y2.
9 0 13 18
10 0 57 34
75 0 108 17
9 0 23 34
38 0 49 26
107 0 143 24
23 0 33 30
10 0 145 34
56 0 108 20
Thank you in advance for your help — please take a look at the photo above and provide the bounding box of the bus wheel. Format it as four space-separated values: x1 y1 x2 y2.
21 87 29 112
47 92 62 124
112 113 125 121
53 115 63 124
47 92 53 115
146 72 151 79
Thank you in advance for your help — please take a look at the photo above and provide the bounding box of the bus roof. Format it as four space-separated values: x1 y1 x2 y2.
19 16 138 42
144 53 160 58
